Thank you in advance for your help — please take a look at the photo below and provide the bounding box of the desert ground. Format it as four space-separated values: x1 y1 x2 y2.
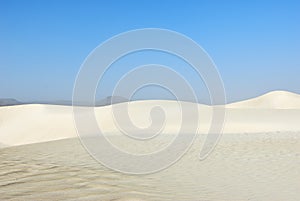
0 90 300 200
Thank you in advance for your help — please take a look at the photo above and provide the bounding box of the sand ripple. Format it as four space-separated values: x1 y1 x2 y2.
0 133 300 201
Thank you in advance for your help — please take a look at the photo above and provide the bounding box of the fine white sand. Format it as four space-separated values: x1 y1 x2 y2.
0 133 299 201
0 90 300 147
227 90 300 109
0 90 300 201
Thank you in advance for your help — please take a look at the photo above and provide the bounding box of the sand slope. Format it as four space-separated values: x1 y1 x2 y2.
1 91 300 147
1 133 300 201
227 90 300 109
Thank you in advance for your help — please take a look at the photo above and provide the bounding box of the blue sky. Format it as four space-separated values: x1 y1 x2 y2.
0 0 299 103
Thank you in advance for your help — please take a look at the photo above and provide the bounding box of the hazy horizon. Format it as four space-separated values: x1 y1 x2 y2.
1 89 300 106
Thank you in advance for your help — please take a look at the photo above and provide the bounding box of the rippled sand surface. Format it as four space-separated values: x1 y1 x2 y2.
0 133 300 201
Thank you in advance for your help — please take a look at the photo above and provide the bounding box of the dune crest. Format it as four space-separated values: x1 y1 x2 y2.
1 91 300 147
228 90 300 109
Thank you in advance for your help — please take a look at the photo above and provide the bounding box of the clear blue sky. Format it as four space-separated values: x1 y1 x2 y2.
1 0 299 102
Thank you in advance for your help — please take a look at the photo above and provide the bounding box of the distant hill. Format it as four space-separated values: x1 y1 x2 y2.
96 96 129 106
51 96 129 106
0 98 22 106
0 96 129 107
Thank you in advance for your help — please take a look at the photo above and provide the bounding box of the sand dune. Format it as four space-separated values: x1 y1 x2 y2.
1 91 300 147
227 90 300 109
1 91 300 200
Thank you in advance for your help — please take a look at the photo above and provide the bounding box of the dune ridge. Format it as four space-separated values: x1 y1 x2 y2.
227 90 300 109
1 90 300 147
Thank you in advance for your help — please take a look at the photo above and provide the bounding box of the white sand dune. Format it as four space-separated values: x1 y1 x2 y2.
1 91 300 201
0 90 300 147
227 90 300 109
